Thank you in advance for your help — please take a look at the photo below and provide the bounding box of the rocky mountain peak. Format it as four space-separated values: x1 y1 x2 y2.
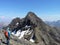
26 12 37 18
2 12 60 45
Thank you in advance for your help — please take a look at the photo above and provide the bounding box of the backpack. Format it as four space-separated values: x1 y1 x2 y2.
4 30 9 39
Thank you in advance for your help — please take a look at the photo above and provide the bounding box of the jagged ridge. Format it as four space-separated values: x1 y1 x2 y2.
3 12 60 45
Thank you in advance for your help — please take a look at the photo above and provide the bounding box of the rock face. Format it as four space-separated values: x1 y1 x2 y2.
1 12 60 45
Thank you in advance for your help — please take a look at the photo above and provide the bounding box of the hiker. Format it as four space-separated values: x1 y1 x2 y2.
2 28 11 45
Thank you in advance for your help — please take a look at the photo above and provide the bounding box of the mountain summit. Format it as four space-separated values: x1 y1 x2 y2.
2 12 60 45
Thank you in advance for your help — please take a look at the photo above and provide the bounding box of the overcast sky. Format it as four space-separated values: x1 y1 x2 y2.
0 0 60 22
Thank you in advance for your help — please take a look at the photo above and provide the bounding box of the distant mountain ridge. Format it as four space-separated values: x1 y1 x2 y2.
45 20 60 28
